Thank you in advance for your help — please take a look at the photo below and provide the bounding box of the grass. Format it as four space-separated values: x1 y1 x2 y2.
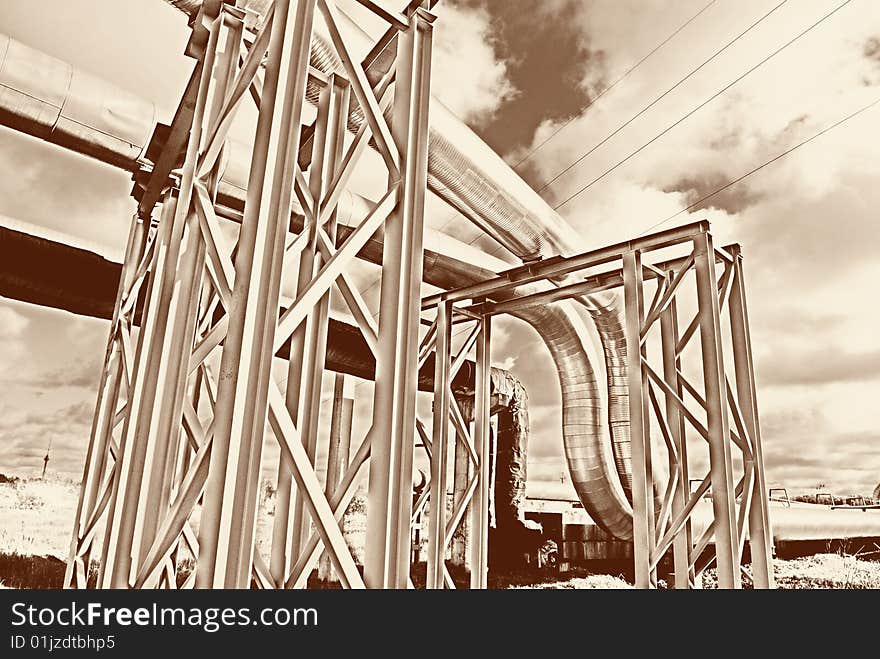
0 475 78 560
701 553 880 589
0 475 80 588
3 475 880 589
0 553 67 589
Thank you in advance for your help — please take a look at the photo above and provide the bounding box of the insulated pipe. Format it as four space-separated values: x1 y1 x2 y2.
0 25 636 537
0 34 156 169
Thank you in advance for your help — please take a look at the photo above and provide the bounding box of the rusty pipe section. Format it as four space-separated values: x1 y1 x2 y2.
0 20 636 537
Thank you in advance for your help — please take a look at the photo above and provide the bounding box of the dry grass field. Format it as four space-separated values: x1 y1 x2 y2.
0 476 77 559
2 475 880 589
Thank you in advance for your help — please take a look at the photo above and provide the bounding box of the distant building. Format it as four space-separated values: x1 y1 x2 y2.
523 497 632 567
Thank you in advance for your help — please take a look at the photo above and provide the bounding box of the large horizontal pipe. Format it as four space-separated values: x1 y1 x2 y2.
0 34 156 169
0 17 636 537
0 219 482 392
687 500 880 546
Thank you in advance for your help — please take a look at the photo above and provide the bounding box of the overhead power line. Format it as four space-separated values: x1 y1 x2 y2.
638 95 880 236
512 0 719 169
551 0 855 211
535 0 790 194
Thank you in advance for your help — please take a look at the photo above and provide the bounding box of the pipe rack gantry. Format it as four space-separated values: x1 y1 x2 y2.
0 0 775 589
64 0 442 590
423 221 775 589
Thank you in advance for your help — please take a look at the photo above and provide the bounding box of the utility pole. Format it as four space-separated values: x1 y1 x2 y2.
41 438 51 479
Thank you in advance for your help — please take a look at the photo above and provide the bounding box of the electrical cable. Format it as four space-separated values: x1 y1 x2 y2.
551 0 854 211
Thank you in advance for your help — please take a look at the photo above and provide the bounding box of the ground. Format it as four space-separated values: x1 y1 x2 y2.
0 475 76 558
2 477 880 589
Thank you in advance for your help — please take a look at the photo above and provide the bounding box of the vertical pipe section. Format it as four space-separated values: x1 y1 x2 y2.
693 232 740 589
425 301 451 588
197 0 317 588
727 245 774 588
364 8 434 589
450 434 470 567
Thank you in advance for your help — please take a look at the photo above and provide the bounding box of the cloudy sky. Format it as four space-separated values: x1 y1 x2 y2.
0 0 879 500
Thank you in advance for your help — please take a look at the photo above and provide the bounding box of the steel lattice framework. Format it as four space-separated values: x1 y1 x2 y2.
65 0 447 590
63 0 773 590
423 221 775 589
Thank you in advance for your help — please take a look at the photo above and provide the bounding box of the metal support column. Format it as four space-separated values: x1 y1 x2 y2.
692 232 740 588
660 286 693 589
364 8 434 589
622 249 654 588
318 373 354 583
469 314 491 589
425 301 451 588
197 0 317 589
290 73 350 567
64 211 150 588
727 245 774 588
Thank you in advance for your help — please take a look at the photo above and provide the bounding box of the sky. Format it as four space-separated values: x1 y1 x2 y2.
0 0 879 500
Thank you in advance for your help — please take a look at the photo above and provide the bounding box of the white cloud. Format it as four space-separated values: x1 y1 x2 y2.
0 305 30 365
431 2 518 125
512 0 880 495
0 306 28 337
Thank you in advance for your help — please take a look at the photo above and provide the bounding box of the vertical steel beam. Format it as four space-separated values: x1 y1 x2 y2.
692 232 741 588
100 188 183 587
197 0 317 589
468 315 491 589
727 245 774 588
364 8 434 589
132 201 207 580
425 301 451 588
102 5 226 587
660 279 693 589
622 249 654 589
286 74 350 574
64 212 148 588
317 373 354 582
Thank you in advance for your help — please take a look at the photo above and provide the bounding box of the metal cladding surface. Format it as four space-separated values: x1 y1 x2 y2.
0 34 156 170
769 503 880 542
688 500 880 544
0 9 637 538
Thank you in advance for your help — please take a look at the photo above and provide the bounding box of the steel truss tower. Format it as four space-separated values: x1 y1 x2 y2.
65 0 445 589
64 1 772 591
423 221 775 589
